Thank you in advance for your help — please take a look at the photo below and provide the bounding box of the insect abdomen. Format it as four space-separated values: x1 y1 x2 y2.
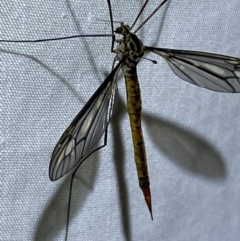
124 66 152 219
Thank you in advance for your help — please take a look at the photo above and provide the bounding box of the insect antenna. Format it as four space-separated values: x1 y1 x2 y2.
134 0 169 34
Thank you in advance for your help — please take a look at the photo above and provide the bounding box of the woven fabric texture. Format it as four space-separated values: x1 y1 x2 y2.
1 1 240 240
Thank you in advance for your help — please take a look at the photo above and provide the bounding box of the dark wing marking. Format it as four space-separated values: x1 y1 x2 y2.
49 61 122 181
145 47 240 93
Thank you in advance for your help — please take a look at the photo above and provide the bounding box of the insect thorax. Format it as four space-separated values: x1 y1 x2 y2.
114 23 145 76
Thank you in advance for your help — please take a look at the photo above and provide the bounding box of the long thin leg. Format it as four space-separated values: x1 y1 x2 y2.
130 0 150 31
134 0 169 34
106 0 116 52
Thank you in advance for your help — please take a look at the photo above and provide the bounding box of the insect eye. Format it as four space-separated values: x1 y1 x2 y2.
115 26 122 34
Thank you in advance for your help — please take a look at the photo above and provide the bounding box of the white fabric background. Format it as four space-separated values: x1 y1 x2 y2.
1 0 240 240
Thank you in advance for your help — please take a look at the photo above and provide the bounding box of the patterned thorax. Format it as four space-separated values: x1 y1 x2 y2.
114 23 145 76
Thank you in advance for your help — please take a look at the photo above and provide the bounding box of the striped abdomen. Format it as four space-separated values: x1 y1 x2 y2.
124 65 152 219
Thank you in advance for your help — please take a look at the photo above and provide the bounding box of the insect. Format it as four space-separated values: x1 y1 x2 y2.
1 0 240 239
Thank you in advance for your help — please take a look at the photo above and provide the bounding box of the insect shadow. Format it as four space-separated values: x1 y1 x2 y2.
143 112 226 179
34 155 100 241
0 47 83 103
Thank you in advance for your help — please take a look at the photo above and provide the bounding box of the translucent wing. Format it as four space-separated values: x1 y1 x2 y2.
49 61 122 181
145 47 240 92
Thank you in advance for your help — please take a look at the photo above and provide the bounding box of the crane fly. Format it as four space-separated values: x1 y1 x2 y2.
2 0 240 239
